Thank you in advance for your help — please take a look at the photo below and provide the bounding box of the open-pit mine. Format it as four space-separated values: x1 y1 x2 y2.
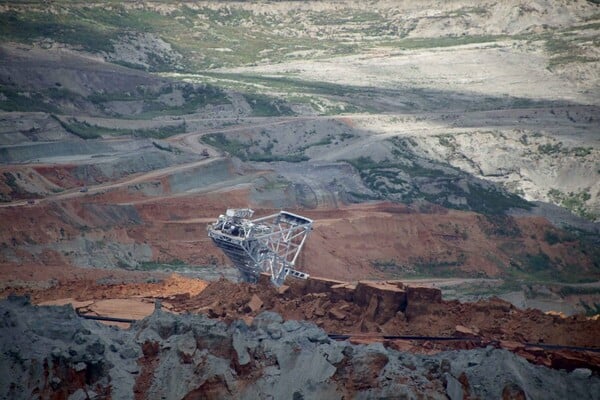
1 0 599 398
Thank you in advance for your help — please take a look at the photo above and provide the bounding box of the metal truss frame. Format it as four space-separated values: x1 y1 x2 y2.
207 209 313 285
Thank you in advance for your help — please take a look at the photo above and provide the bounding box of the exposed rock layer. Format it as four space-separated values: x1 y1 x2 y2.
1 295 599 399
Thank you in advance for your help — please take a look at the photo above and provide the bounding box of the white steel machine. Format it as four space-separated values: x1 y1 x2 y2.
207 208 313 286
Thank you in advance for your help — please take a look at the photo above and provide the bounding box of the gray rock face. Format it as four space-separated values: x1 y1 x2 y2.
445 372 464 400
0 295 139 400
1 296 599 400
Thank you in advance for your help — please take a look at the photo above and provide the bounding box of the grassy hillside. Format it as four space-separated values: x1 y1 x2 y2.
0 1 597 72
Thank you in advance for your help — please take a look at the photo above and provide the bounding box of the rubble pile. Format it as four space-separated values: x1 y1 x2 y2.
166 275 600 348
161 275 600 372
1 295 599 399
168 275 443 334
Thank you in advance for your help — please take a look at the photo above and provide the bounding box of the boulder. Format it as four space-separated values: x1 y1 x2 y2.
355 281 407 324
277 285 290 295
444 373 463 400
305 276 345 294
501 383 526 400
405 286 442 304
2 298 600 399
404 286 443 320
549 350 600 373
245 294 263 313
328 308 347 321
454 325 479 338
330 283 356 302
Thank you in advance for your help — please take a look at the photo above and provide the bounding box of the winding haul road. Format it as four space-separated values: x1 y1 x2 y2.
0 116 309 208
1 105 596 208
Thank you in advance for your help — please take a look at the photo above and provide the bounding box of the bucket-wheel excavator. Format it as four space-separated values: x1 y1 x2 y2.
208 208 313 286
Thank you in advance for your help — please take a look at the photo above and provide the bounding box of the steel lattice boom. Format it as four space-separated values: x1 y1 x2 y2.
207 209 313 286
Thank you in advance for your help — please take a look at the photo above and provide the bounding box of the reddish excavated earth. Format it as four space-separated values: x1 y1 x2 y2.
166 275 600 347
299 204 595 279
1 186 596 282
0 264 207 303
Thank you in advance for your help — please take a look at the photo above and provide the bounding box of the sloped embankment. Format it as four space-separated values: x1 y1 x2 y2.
1 295 598 399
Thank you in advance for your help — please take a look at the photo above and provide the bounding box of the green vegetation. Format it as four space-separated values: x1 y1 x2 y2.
558 285 600 297
202 133 246 158
548 188 596 220
173 70 558 115
0 10 115 53
544 230 562 245
580 301 600 317
411 253 469 276
88 83 229 118
152 141 180 153
0 6 190 71
0 5 375 70
437 135 456 150
544 35 600 69
201 132 308 162
538 142 564 154
0 85 84 113
542 229 577 246
503 250 598 284
51 115 101 139
499 228 600 283
1 3 597 74
346 191 380 201
243 93 295 117
87 86 170 103
447 282 520 299
572 147 592 157
371 255 478 279
51 116 186 140
523 252 551 273
535 141 593 157
198 72 378 114
442 280 600 305
1 80 229 118
258 178 291 192
246 153 309 163
207 74 366 97
136 260 189 272
203 127 341 162
346 146 531 215
386 34 508 50
371 259 403 273
132 124 186 139
2 172 19 192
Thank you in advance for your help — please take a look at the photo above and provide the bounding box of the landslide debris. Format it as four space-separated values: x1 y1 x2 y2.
2 295 599 400
165 275 600 369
